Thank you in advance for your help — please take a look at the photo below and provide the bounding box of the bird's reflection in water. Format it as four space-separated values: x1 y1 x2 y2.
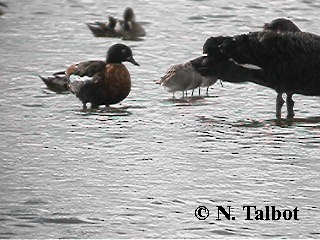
233 116 320 128
75 105 134 117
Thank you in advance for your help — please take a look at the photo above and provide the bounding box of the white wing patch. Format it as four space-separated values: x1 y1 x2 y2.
229 58 262 70
69 74 93 83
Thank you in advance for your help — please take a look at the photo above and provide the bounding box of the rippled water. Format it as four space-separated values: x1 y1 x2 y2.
1 0 320 238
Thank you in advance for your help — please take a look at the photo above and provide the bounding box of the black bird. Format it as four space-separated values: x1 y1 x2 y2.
201 30 320 118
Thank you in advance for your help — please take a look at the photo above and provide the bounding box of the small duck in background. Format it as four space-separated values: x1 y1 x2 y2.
121 7 146 40
158 57 218 98
86 16 121 37
66 43 139 109
87 7 146 40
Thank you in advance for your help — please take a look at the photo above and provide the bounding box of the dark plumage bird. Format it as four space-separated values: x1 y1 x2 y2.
201 30 320 118
86 7 146 40
87 16 121 37
66 43 139 109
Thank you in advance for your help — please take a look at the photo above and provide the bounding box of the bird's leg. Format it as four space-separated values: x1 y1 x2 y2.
191 89 194 96
91 103 99 109
198 87 201 96
206 87 209 96
82 103 87 110
276 92 284 119
286 93 295 119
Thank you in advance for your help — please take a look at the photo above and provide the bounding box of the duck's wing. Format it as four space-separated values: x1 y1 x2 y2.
86 21 107 29
66 60 106 77
68 71 104 96
67 60 106 97
259 31 320 56
86 21 122 37
215 31 320 68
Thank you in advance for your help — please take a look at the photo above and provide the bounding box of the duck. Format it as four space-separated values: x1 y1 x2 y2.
121 7 146 40
86 16 121 38
66 43 139 109
158 59 218 98
201 30 320 118
263 17 301 32
39 71 69 93
86 7 146 40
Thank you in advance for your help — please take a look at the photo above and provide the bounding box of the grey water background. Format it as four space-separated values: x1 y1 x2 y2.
0 0 320 238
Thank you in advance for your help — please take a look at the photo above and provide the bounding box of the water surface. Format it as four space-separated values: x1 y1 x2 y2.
0 0 319 238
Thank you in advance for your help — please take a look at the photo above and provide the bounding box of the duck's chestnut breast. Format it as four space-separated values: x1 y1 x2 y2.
103 63 132 104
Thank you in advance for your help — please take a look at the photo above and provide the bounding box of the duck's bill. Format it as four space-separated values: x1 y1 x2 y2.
127 56 140 66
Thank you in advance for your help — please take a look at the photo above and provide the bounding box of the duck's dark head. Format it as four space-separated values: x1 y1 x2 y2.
263 18 301 32
123 7 135 22
106 43 139 66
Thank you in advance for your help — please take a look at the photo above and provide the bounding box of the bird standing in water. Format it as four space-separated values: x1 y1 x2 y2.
66 44 139 109
201 29 320 118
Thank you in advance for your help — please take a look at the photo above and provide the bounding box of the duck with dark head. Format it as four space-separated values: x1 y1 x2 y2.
66 44 139 109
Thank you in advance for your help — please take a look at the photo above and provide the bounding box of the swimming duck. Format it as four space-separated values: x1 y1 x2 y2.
263 18 301 32
158 59 218 98
66 43 139 109
39 71 69 93
202 30 320 118
86 7 146 40
121 7 146 40
86 16 121 38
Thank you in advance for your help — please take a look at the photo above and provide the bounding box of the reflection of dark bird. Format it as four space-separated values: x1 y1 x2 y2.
86 8 146 40
263 18 301 32
201 30 320 118
66 44 139 109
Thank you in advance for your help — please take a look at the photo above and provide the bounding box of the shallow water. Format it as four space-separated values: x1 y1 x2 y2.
0 0 320 238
